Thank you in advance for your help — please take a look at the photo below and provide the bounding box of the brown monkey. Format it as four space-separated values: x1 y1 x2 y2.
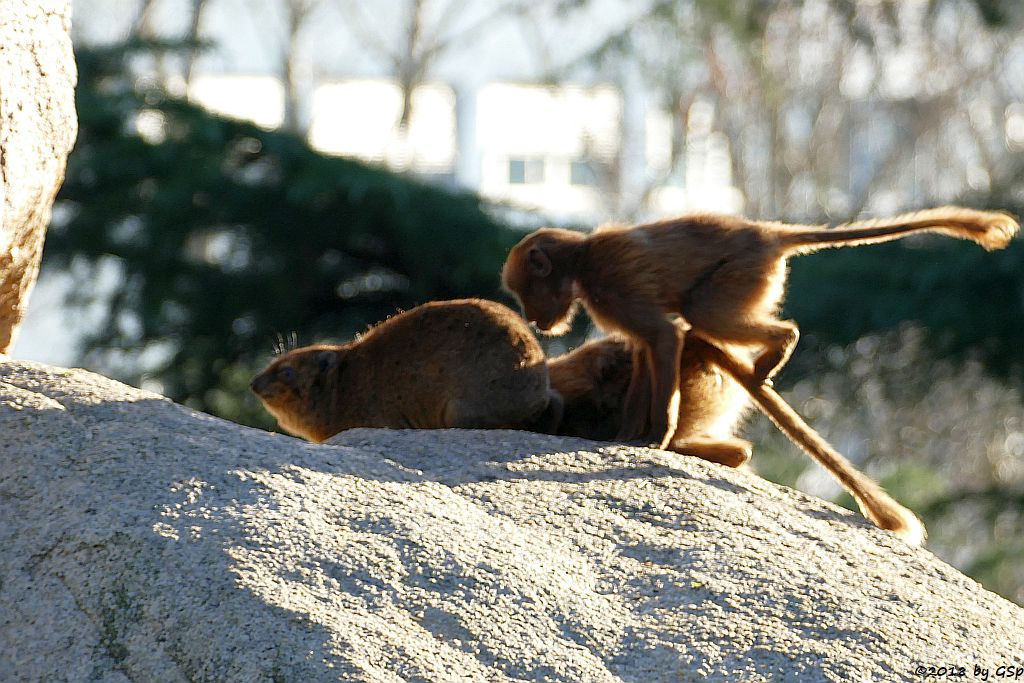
549 334 926 544
502 207 1019 448
251 299 561 442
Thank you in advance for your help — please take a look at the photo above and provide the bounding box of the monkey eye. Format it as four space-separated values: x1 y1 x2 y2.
278 366 296 382
527 246 552 278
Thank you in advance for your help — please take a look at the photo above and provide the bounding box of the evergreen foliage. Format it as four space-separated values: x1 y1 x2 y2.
46 44 523 426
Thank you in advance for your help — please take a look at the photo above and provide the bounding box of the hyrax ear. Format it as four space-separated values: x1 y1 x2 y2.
527 246 552 278
317 350 340 372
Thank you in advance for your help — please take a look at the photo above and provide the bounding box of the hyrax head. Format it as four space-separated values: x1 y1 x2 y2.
250 344 344 442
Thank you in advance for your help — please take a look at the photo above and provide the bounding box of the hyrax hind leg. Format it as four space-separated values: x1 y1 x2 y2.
443 388 560 432
528 389 565 434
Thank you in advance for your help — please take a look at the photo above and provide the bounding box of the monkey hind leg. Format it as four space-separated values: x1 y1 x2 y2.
669 436 752 468
690 318 799 383
751 321 799 382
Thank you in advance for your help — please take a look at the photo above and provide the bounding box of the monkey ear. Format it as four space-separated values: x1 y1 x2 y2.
527 246 552 278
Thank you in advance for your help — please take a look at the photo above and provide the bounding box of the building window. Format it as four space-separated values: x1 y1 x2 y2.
570 160 598 186
508 158 545 184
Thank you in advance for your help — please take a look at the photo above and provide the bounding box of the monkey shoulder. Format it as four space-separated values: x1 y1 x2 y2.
549 338 631 398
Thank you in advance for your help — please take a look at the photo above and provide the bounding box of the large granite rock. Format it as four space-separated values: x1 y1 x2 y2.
0 1 77 354
1 361 1021 681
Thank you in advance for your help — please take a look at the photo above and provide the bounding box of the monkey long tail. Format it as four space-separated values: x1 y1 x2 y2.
699 341 927 546
778 206 1018 254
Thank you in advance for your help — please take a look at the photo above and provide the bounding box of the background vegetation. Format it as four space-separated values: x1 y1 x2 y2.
48 44 533 427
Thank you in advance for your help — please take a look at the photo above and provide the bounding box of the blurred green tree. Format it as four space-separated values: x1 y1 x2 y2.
45 43 526 427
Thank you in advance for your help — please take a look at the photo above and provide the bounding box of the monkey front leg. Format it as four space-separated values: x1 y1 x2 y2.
617 345 652 441
645 321 685 449
610 317 684 446
616 320 685 448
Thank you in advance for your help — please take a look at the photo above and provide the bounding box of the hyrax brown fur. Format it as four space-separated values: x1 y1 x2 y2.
251 299 560 442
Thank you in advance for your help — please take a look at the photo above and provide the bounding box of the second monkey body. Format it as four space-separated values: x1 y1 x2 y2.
550 334 752 467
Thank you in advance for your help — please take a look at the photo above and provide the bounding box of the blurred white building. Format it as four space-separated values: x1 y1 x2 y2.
187 75 286 130
69 0 744 224
187 74 741 223
308 80 457 176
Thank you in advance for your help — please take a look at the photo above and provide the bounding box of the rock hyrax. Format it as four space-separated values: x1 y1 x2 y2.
251 298 560 442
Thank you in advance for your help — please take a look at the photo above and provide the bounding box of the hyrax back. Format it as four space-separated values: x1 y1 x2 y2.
251 299 555 442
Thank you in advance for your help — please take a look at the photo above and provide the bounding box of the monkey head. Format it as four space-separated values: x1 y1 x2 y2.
250 344 345 442
502 228 585 336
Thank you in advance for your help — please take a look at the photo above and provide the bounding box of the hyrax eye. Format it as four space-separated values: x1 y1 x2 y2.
278 366 297 382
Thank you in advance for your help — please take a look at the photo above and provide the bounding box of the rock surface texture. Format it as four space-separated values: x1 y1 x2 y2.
1 361 1022 682
0 1 77 354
